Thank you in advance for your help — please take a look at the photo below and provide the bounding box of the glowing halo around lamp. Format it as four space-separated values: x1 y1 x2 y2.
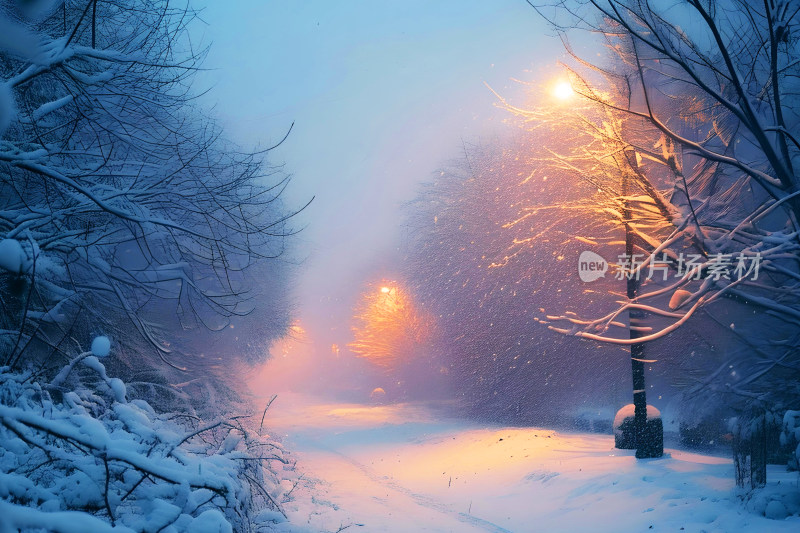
552 80 574 100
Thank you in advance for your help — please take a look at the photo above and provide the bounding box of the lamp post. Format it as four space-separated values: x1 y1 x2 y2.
549 77 662 457
622 148 663 459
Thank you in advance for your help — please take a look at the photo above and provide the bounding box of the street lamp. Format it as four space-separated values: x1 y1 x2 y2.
547 76 661 457
622 148 663 459
552 80 574 101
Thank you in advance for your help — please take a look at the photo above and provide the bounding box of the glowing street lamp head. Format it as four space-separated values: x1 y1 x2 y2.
380 286 391 294
552 80 574 101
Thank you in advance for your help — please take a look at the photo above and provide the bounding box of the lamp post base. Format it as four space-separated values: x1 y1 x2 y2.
614 404 664 458
635 417 664 458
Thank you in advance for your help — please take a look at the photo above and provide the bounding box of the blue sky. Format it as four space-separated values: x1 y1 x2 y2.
194 1 571 352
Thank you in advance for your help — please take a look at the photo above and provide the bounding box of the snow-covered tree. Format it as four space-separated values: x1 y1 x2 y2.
403 136 633 424
515 0 800 482
0 3 305 529
0 1 302 387
531 0 800 353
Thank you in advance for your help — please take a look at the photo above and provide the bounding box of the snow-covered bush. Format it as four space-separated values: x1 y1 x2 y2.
0 353 294 532
782 410 800 472
572 406 614 434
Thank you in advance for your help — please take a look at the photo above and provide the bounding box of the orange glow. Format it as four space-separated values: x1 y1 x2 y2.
288 321 306 338
349 280 436 370
552 80 574 100
266 320 308 358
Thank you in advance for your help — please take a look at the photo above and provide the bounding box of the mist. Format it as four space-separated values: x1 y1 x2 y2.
194 0 579 401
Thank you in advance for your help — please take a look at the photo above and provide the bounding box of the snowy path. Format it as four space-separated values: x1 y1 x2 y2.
319 446 515 532
262 393 800 532
287 439 510 533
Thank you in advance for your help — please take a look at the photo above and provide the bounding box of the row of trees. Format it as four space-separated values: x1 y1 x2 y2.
402 135 634 424
0 0 301 404
398 0 799 487
0 1 304 529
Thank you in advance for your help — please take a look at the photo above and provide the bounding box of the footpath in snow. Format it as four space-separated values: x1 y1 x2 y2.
262 393 800 533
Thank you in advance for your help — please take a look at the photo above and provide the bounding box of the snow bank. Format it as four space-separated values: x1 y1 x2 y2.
0 500 127 532
0 354 296 532
743 471 800 521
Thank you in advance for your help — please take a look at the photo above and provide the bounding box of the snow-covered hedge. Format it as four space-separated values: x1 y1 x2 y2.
0 354 293 532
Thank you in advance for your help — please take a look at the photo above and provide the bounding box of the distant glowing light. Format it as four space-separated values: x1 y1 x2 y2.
552 81 574 100
350 280 435 369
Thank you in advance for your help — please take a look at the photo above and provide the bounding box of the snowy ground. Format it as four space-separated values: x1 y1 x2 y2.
262 393 800 532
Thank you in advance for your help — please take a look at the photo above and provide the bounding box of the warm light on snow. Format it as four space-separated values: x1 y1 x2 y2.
259 393 800 532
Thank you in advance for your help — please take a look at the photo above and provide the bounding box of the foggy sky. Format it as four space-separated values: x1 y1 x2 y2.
195 1 569 369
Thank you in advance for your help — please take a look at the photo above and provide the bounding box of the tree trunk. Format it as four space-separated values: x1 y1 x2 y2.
733 414 767 490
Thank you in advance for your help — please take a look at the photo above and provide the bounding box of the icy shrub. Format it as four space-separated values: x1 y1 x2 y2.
742 479 800 520
782 410 800 471
0 354 294 532
729 412 774 490
369 387 386 404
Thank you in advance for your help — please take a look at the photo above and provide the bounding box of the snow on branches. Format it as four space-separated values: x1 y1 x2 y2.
0 1 302 371
505 0 800 410
0 350 293 532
